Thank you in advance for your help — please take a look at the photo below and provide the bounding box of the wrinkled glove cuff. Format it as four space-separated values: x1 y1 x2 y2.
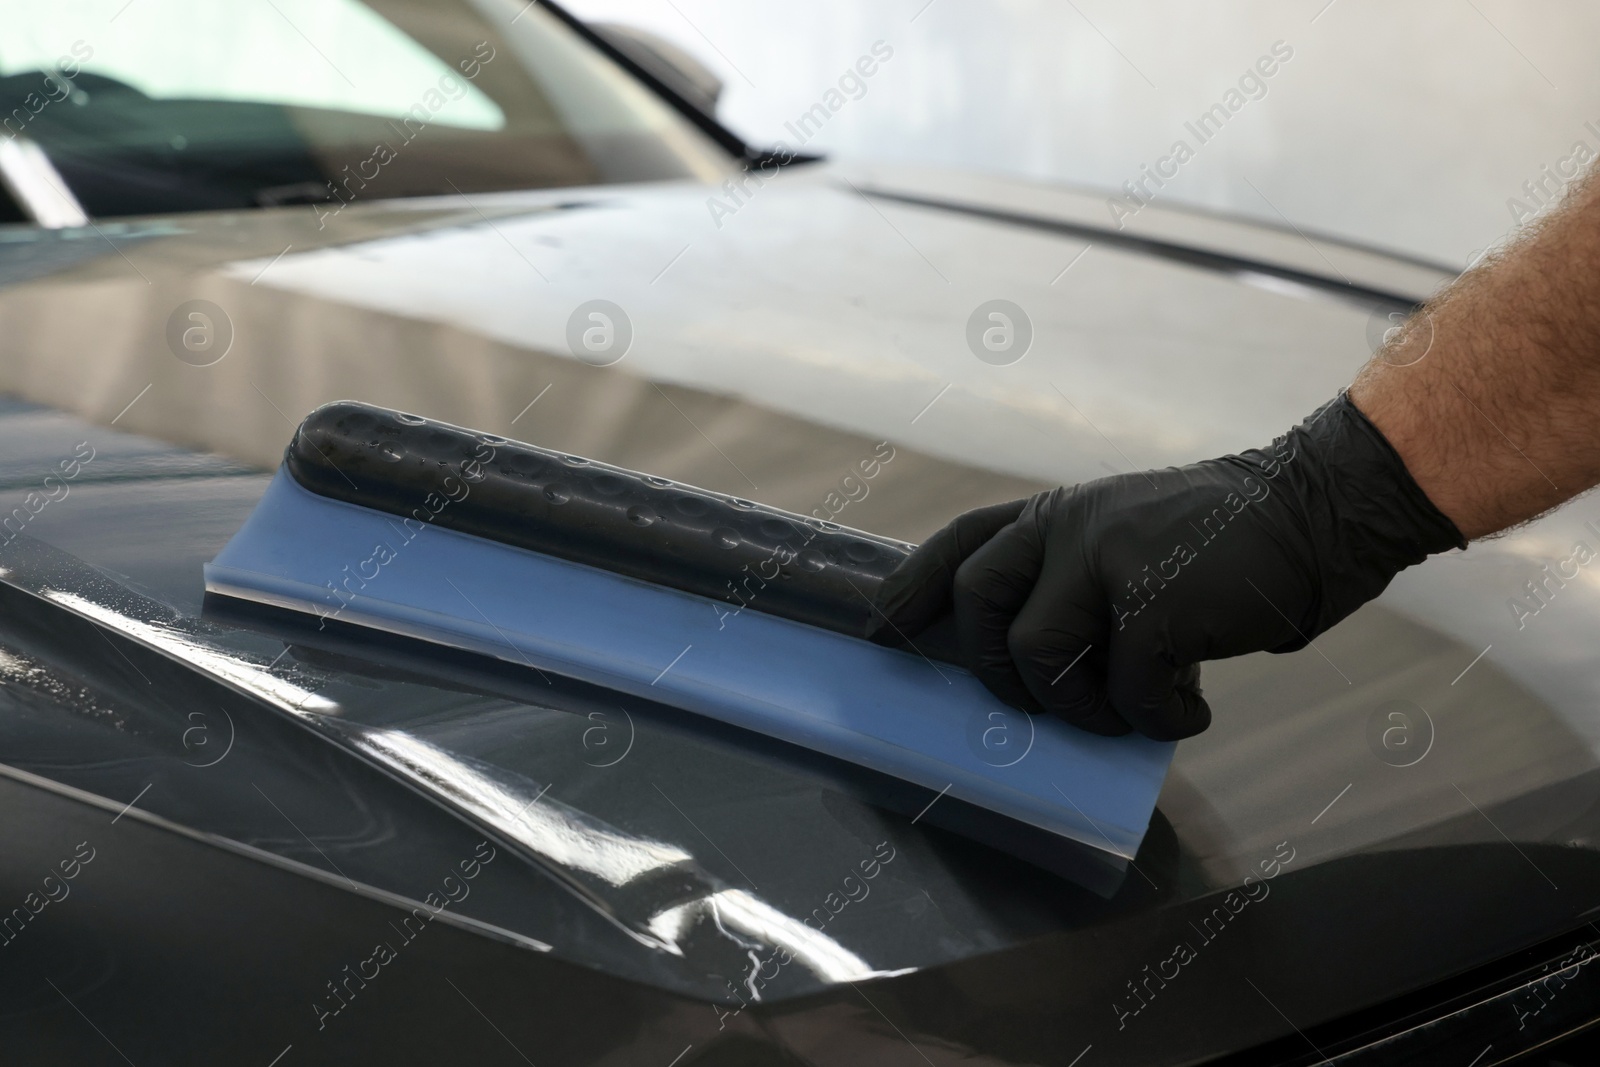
1243 392 1466 645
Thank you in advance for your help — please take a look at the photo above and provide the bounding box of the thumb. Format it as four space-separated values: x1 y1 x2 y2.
865 497 1029 643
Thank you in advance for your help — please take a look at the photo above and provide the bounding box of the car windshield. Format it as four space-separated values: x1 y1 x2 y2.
0 0 733 220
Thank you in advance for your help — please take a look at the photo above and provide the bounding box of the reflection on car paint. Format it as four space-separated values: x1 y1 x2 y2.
46 589 340 716
37 566 916 996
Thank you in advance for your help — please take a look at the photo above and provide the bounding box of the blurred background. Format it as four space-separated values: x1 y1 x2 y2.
566 0 1598 268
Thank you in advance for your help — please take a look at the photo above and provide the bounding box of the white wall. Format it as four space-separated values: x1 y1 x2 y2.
564 0 1600 267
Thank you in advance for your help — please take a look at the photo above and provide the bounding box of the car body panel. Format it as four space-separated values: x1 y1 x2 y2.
1 154 1598 1065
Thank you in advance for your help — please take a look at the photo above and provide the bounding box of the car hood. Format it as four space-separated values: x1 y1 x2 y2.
0 160 1453 505
2 162 1598 1062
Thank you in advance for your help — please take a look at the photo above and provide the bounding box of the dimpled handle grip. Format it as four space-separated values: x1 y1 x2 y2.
285 401 914 638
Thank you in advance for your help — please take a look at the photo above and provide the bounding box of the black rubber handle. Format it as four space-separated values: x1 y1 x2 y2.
284 401 915 639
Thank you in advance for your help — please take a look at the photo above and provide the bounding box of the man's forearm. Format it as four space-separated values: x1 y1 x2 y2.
873 162 1600 739
1351 167 1600 539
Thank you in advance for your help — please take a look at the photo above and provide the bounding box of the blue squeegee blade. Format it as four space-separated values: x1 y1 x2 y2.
205 469 1175 858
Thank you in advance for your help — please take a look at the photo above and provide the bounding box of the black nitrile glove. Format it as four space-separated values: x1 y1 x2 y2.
865 394 1465 740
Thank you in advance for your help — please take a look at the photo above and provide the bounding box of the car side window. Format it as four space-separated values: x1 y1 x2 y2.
0 0 504 132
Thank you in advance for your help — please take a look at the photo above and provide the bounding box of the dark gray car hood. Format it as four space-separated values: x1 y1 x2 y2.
1 162 1596 1059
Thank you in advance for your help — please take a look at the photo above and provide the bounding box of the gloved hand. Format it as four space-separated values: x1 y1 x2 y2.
865 394 1464 740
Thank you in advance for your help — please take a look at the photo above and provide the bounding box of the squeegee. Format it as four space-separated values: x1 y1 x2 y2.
204 402 1175 862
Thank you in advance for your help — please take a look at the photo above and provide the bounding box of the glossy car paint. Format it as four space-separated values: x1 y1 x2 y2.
1 91 1598 1066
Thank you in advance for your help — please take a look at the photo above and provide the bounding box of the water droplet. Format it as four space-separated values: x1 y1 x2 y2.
712 527 739 549
731 498 758 509
644 475 673 487
545 484 571 504
627 505 659 527
396 412 425 426
563 455 589 466
814 520 841 532
378 444 403 463
480 434 507 446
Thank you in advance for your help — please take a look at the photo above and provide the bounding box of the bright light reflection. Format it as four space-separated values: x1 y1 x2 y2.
46 591 339 714
46 590 917 986
357 726 692 888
